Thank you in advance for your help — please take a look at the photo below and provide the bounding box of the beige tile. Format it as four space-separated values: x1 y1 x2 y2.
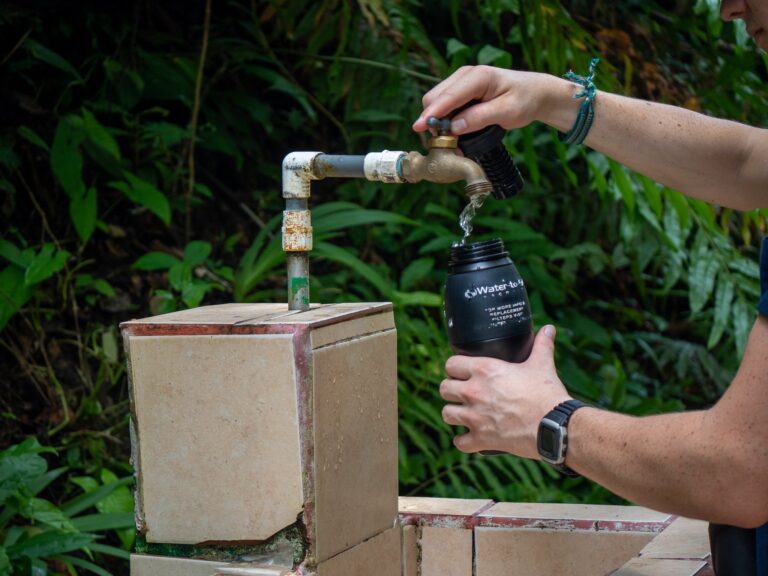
131 555 294 576
128 334 303 544
131 555 227 576
612 557 707 575
312 330 398 562
123 303 288 325
421 527 472 576
640 517 710 559
398 496 493 517
315 526 400 576
401 525 418 576
258 302 393 325
475 527 655 576
481 502 670 523
310 312 394 349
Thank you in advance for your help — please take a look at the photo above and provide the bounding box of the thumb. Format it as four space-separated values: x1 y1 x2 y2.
528 324 556 363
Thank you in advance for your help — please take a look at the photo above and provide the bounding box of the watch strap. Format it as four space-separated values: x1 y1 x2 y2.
542 399 588 476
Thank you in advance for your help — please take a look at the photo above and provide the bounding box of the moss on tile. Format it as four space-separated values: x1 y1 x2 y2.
135 522 308 566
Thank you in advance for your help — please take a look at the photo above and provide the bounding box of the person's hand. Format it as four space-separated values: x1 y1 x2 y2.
412 66 563 136
439 325 571 458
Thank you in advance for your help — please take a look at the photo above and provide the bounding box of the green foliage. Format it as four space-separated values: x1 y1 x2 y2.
1 2 767 573
0 438 133 575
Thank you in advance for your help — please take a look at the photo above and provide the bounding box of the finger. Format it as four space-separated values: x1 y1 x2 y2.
453 430 480 453
439 378 466 403
441 403 470 427
527 324 556 365
415 68 492 130
444 355 475 380
421 66 473 109
413 67 473 132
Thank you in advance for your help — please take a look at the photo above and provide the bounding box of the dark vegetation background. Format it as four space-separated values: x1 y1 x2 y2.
1 0 766 573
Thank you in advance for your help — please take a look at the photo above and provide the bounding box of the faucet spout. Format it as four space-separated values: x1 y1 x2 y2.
400 136 493 197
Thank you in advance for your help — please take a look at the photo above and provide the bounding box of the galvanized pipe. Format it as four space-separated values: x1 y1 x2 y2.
313 154 366 178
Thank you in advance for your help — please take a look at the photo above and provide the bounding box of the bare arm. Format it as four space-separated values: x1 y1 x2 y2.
440 317 768 528
567 314 768 528
415 67 768 210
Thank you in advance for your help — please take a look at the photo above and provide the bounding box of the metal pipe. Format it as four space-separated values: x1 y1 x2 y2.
280 143 491 311
287 252 310 311
313 154 366 178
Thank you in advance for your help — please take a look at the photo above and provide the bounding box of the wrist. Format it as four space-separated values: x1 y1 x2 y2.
535 75 586 133
536 399 589 475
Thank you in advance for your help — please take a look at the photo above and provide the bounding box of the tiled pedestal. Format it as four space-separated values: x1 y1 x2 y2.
122 303 399 574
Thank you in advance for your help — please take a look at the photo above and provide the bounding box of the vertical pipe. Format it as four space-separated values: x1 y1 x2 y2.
287 253 310 311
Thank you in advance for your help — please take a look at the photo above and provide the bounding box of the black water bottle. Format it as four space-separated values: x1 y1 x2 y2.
444 238 534 362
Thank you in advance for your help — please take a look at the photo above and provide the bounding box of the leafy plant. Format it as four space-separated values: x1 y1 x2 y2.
133 240 225 314
1 4 767 574
0 438 133 575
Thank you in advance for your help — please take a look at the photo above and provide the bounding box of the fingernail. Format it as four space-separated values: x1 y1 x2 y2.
544 325 556 339
451 118 467 133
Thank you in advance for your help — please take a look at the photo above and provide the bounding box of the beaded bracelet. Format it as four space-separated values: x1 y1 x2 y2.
561 57 600 145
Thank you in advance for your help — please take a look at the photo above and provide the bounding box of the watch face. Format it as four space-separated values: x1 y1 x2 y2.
537 418 565 464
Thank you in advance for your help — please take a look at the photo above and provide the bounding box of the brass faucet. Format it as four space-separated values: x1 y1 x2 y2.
400 118 493 197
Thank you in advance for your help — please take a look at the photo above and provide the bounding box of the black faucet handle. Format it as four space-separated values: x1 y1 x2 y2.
426 116 453 136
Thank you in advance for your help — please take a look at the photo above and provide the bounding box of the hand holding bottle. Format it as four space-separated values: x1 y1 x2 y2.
439 325 572 458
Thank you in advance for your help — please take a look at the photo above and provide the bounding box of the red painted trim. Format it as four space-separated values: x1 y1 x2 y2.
292 325 316 564
399 509 672 534
120 323 299 337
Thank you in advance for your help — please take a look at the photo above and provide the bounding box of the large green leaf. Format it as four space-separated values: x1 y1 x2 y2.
0 439 49 503
70 513 134 532
0 266 33 332
6 531 94 560
24 39 83 81
0 240 30 269
69 187 98 243
24 244 70 287
708 279 734 349
81 109 120 161
50 116 85 200
133 252 181 271
60 478 133 517
314 241 395 299
183 241 212 267
688 230 719 314
110 173 171 224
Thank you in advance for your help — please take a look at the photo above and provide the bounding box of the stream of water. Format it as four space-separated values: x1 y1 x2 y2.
458 192 489 244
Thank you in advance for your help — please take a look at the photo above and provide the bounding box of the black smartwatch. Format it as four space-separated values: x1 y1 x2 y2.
537 399 588 476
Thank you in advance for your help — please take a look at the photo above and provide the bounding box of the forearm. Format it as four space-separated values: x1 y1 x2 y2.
567 347 768 528
539 76 768 210
566 408 723 522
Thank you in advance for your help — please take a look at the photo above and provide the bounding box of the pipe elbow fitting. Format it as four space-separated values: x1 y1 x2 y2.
282 152 322 199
